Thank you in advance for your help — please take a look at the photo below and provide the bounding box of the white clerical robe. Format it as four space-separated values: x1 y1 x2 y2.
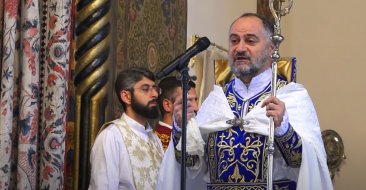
89 113 164 190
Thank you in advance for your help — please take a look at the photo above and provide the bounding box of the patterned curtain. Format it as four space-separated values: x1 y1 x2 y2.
0 0 73 189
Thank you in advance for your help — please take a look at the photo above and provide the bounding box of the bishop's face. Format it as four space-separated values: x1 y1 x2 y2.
228 16 273 78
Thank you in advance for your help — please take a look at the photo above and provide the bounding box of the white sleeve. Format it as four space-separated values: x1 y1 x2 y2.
274 110 290 137
89 125 123 190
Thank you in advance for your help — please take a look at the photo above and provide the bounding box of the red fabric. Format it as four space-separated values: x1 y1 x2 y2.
154 123 172 136
154 123 172 151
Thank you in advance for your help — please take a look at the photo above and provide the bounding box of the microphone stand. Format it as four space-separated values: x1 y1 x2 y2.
176 62 196 190
156 37 209 190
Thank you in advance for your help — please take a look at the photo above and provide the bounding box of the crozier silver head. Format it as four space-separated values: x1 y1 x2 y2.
269 0 293 34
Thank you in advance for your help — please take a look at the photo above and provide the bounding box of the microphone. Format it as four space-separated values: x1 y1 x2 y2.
156 37 211 79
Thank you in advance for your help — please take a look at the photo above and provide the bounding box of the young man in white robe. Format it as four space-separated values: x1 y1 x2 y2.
89 67 164 190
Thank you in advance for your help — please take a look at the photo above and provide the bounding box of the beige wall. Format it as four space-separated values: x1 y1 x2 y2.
187 0 257 73
281 1 366 189
187 0 257 52
188 1 365 189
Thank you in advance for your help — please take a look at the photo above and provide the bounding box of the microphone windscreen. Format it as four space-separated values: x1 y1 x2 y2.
195 37 211 52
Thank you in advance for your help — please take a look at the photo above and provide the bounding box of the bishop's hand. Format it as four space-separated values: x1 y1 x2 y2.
261 96 286 128
173 94 196 129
